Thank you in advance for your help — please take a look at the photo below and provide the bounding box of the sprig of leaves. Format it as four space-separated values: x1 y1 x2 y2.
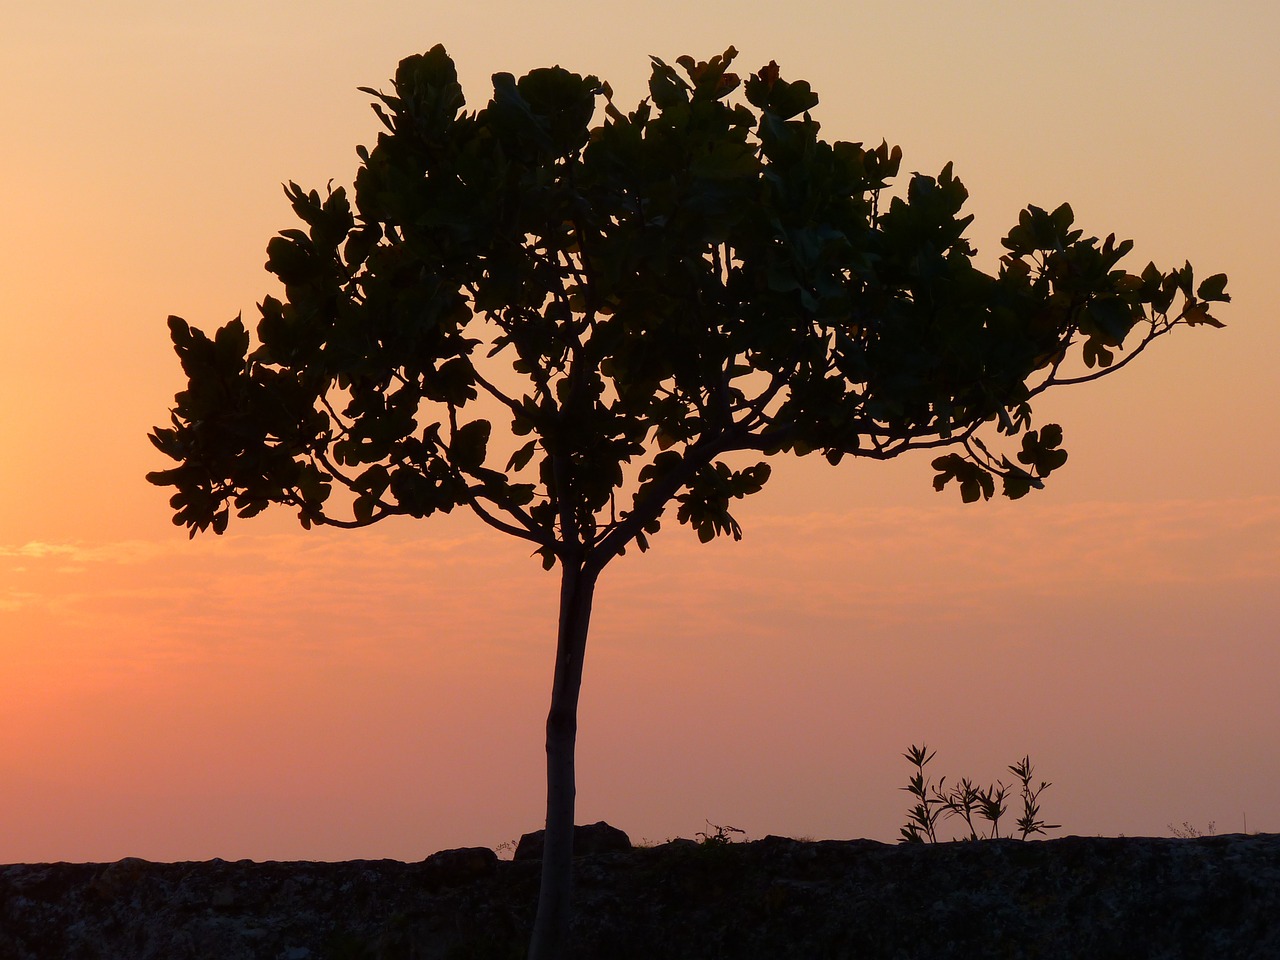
900 744 1059 843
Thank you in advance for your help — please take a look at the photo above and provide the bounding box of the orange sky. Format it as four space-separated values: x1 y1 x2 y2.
1 1 1277 861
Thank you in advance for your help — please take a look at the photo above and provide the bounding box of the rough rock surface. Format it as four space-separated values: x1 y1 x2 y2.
513 821 633 861
1 832 1277 959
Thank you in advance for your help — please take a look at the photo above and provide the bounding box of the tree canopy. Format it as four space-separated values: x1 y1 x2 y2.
148 45 1226 958
148 45 1226 559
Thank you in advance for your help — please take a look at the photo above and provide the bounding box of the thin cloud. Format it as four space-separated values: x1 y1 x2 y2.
3 496 1275 651
0 540 170 564
743 495 1280 589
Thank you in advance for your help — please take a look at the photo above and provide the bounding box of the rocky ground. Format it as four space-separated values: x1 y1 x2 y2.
1 827 1277 959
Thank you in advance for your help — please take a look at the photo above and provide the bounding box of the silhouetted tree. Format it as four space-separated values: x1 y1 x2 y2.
148 46 1227 959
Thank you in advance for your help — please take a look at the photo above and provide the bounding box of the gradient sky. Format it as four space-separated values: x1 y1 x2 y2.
1 1 1277 862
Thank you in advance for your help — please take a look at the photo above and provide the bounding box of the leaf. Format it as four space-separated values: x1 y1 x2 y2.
1085 296 1134 345
931 453 993 502
1000 464 1040 500
961 470 995 503
506 438 538 472
353 494 376 524
1016 426 1068 477
674 47 740 100
743 62 819 118
931 453 960 492
488 72 556 155
451 420 491 472
1182 302 1226 328
1082 339 1114 369
265 234 318 285
647 57 690 110
1196 273 1230 302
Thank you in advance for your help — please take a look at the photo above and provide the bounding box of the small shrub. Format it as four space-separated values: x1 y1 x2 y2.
696 821 746 845
900 743 1060 843
1169 820 1216 839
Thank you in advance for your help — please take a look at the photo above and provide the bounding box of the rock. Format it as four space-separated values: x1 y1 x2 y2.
210 883 237 908
90 856 150 901
0 834 1278 958
514 820 632 861
420 846 498 885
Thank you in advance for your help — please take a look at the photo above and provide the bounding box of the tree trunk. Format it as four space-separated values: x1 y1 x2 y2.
527 557 598 960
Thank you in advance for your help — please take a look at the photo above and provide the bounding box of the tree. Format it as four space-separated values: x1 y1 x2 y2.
148 45 1227 958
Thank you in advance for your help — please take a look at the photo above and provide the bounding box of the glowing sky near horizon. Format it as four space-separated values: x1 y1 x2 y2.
1 1 1277 861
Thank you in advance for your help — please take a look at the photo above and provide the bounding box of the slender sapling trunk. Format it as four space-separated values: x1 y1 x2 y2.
527 558 598 960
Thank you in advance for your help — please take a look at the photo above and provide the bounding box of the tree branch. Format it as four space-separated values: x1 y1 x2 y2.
588 439 722 574
464 493 553 545
470 366 525 420
1029 323 1167 393
314 512 392 529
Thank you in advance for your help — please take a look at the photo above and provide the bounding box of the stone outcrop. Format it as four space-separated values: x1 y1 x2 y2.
513 820 633 861
1 831 1277 959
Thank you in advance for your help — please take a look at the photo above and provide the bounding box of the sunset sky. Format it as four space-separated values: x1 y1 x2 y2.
1 1 1277 862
